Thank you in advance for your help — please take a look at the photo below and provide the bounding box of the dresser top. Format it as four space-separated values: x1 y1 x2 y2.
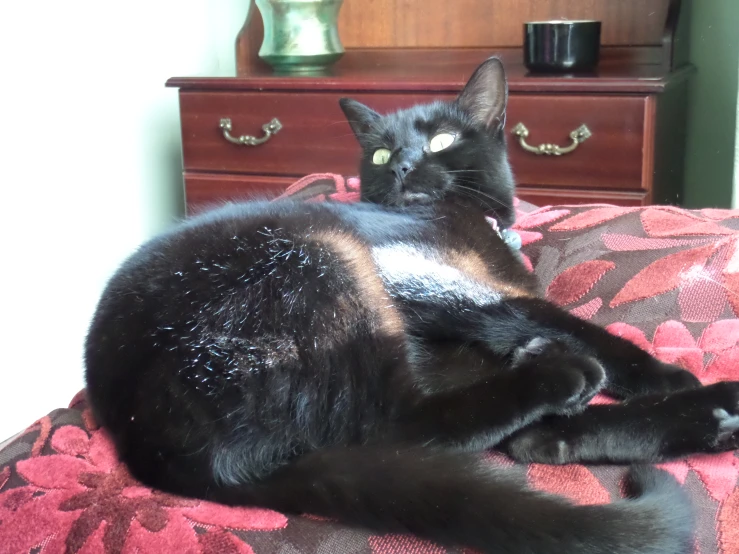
167 49 693 95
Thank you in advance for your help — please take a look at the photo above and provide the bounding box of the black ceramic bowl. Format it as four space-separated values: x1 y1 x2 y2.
524 20 601 73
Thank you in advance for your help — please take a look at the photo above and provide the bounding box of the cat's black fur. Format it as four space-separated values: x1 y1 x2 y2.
86 58 739 553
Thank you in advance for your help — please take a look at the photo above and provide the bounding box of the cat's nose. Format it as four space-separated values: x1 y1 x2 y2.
391 162 414 182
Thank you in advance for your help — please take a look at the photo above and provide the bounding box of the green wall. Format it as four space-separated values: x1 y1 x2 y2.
683 0 739 208
735 75 739 209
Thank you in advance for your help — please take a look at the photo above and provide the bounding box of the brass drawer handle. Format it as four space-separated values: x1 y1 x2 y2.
219 117 282 146
511 123 592 155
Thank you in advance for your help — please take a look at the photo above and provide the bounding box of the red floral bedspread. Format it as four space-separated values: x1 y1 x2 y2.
1 175 737 554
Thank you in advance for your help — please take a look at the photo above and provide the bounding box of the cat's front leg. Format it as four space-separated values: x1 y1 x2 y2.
504 381 739 464
492 298 701 399
394 343 606 451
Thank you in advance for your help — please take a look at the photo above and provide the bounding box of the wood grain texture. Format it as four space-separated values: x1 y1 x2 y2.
234 1 686 74
338 0 670 49
176 1 693 213
640 95 658 203
173 49 693 95
184 173 296 215
507 95 646 191
179 90 647 192
179 91 438 177
183 173 649 212
516 186 648 207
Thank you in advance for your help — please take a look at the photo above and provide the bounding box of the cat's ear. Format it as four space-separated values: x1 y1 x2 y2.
339 98 381 145
456 57 508 131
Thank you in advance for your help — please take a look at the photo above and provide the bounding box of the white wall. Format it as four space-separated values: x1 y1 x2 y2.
0 0 249 440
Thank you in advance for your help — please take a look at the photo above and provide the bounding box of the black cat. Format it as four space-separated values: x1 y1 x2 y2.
85 58 739 553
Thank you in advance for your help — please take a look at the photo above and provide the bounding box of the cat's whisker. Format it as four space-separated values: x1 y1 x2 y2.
450 188 496 213
451 184 507 210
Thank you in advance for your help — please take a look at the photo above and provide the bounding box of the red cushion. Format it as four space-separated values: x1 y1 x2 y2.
1 175 737 554
513 202 739 554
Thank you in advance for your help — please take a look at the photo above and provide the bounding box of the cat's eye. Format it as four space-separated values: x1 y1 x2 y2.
372 148 392 165
429 133 456 153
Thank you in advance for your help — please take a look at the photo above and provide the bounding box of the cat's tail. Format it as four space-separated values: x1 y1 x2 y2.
209 446 694 554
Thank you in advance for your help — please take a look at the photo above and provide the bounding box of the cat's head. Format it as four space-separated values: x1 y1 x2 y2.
339 57 515 226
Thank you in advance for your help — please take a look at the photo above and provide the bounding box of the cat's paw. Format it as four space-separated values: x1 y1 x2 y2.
511 337 569 367
547 358 606 415
634 361 701 396
714 405 739 447
504 426 573 464
618 381 739 458
668 381 739 454
516 340 606 416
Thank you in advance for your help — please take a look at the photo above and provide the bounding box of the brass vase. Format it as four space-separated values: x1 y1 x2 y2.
255 0 345 74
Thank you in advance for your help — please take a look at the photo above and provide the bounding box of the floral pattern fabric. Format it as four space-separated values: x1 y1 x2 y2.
516 202 739 554
1 175 737 553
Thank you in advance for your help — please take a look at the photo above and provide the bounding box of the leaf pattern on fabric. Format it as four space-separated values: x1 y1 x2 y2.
369 534 447 554
605 322 655 353
703 349 739 386
690 453 739 503
520 253 534 273
515 229 543 247
527 465 610 505
182 503 287 531
699 320 739 353
513 209 570 229
724 237 739 317
602 233 710 252
678 243 733 322
51 426 90 457
4 423 287 554
718 487 739 553
660 453 739 504
0 489 79 554
569 297 603 320
700 208 739 221
546 261 615 306
564 226 608 257
642 207 736 237
606 322 703 378
657 460 690 485
610 244 717 308
548 207 640 232
650 321 705 375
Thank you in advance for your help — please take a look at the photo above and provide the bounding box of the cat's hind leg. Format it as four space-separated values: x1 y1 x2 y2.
391 340 606 451
504 381 739 464
390 286 698 400
482 297 701 399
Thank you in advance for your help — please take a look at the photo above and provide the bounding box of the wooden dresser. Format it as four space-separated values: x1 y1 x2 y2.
167 0 693 214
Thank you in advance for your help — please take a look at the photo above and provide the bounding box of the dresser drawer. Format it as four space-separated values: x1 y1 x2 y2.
516 186 647 207
179 91 443 177
506 95 647 191
179 91 648 192
183 174 649 217
184 173 296 215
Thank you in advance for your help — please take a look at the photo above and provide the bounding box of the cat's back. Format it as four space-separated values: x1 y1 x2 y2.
85 198 413 381
101 200 412 292
84 198 414 487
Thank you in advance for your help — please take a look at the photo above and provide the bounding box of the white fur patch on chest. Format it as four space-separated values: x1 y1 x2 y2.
370 243 501 307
